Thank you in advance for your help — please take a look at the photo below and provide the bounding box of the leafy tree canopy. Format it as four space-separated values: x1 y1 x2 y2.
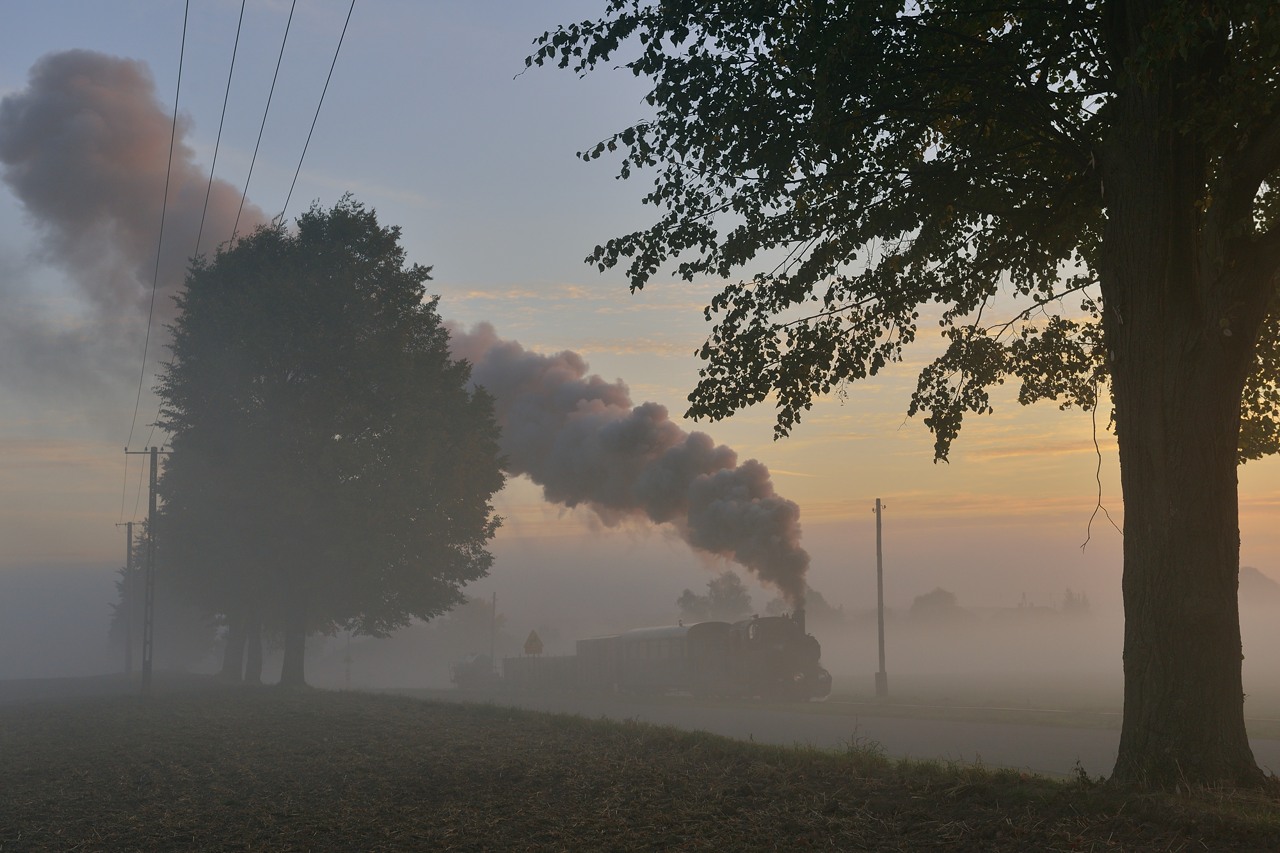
678 570 754 622
158 196 504 684
531 0 1280 459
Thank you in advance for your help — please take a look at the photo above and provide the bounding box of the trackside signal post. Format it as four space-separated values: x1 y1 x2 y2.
874 498 888 698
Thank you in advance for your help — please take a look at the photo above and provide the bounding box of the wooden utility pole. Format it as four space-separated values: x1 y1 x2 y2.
143 446 158 694
874 498 888 698
116 521 134 674
126 446 164 695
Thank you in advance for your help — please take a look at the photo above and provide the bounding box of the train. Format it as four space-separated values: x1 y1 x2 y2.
495 610 831 701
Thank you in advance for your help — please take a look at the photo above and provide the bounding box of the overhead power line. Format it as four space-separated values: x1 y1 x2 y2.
231 0 298 242
129 0 247 509
121 0 189 520
194 0 248 260
278 0 357 223
125 0 358 520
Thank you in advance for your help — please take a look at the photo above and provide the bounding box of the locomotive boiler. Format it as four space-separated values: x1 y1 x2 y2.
502 610 831 701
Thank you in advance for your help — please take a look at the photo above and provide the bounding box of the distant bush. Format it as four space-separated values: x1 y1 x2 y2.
1062 588 1091 615
910 588 971 622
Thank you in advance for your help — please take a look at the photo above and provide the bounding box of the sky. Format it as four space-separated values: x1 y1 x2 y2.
2 1 1279 673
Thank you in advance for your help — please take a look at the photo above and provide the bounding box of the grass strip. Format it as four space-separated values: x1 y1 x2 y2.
1 683 1278 851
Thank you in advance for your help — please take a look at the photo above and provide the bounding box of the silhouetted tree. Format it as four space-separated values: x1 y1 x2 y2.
911 588 956 612
1062 588 1091 615
909 587 969 622
158 197 504 687
676 589 710 622
678 570 753 622
1239 566 1280 607
534 2 1280 787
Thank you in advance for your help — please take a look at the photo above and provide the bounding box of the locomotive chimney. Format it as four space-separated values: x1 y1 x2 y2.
793 607 806 635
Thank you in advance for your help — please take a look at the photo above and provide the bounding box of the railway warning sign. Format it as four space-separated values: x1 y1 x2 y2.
523 630 543 656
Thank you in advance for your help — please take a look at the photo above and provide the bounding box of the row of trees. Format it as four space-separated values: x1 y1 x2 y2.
151 198 505 686
909 587 1092 620
677 571 846 625
675 575 1089 628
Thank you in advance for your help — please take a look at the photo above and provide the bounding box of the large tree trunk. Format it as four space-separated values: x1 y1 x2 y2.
278 596 308 688
1101 0 1267 787
219 611 247 682
1108 335 1261 786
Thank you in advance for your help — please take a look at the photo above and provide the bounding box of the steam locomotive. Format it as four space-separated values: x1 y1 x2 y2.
500 610 831 701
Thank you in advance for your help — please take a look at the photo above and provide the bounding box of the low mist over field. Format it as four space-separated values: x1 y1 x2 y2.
0 564 119 679
10 552 1280 722
3 1 1280 801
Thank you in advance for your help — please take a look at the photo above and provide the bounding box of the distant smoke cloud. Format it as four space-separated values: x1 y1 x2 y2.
0 49 266 399
449 323 809 605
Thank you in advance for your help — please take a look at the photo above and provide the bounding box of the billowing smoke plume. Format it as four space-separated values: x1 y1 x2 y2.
0 49 266 397
449 323 809 605
0 50 810 604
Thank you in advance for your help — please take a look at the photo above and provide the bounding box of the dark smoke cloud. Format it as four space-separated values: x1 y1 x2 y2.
449 322 809 605
0 49 811 604
0 49 266 400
